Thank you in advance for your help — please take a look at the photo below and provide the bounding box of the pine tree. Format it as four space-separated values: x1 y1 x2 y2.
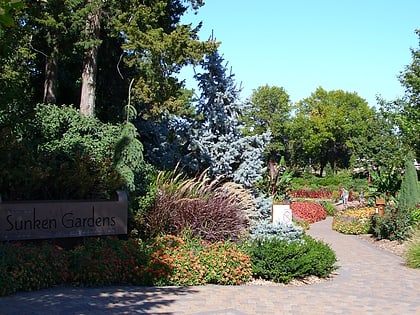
184 48 270 187
398 152 419 210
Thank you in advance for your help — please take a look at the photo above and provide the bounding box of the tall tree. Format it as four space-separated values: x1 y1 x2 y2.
79 0 102 116
241 85 292 161
183 48 270 187
1 0 214 121
396 29 420 158
290 87 374 175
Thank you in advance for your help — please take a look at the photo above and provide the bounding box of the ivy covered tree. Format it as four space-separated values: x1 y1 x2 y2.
183 48 270 187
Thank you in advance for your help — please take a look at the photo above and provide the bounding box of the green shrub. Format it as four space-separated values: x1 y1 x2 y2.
248 235 337 283
371 207 412 241
405 227 420 268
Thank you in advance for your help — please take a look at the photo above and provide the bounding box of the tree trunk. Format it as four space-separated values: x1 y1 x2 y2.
79 1 101 117
43 53 58 104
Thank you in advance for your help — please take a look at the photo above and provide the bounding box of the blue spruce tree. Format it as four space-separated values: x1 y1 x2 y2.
184 48 270 188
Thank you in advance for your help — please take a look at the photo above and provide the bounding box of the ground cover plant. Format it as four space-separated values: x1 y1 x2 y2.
332 207 375 235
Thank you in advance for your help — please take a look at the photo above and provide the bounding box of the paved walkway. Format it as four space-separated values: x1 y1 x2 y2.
1 217 420 314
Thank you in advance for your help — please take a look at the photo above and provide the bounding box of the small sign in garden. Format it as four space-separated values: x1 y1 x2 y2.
0 191 128 241
272 204 293 225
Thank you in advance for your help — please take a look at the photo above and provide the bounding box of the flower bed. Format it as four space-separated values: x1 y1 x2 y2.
332 207 376 235
290 202 327 223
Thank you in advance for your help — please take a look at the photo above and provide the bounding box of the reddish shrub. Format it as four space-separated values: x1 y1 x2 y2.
291 202 327 223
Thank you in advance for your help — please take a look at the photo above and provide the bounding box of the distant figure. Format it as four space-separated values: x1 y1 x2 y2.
340 188 348 206
359 189 364 205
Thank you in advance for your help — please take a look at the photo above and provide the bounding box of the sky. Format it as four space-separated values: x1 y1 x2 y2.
179 0 420 107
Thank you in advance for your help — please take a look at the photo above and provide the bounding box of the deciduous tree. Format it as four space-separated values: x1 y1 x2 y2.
241 85 292 161
290 87 374 175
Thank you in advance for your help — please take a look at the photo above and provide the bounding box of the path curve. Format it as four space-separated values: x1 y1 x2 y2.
1 217 420 314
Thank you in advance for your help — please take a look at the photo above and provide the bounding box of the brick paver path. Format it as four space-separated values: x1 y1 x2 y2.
1 217 420 314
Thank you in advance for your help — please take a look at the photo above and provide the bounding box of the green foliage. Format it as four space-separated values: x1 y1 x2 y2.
289 87 374 174
396 29 420 157
410 207 420 226
325 162 334 177
241 85 292 160
405 227 420 268
398 152 419 210
369 166 402 198
272 167 294 202
34 104 119 160
0 105 131 200
0 0 24 27
113 122 151 194
68 238 152 286
319 200 336 216
1 0 215 120
141 169 254 241
371 207 412 241
248 235 337 283
290 172 365 193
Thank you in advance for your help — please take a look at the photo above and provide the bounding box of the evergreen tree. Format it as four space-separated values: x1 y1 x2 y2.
184 48 270 187
398 152 419 210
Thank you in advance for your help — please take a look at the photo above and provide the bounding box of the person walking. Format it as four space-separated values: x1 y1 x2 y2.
340 188 348 207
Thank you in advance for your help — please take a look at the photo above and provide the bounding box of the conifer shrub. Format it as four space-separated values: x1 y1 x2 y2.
250 221 303 242
248 235 337 283
398 152 419 210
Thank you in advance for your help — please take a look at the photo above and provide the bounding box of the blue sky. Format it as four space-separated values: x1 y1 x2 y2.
180 1 420 106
